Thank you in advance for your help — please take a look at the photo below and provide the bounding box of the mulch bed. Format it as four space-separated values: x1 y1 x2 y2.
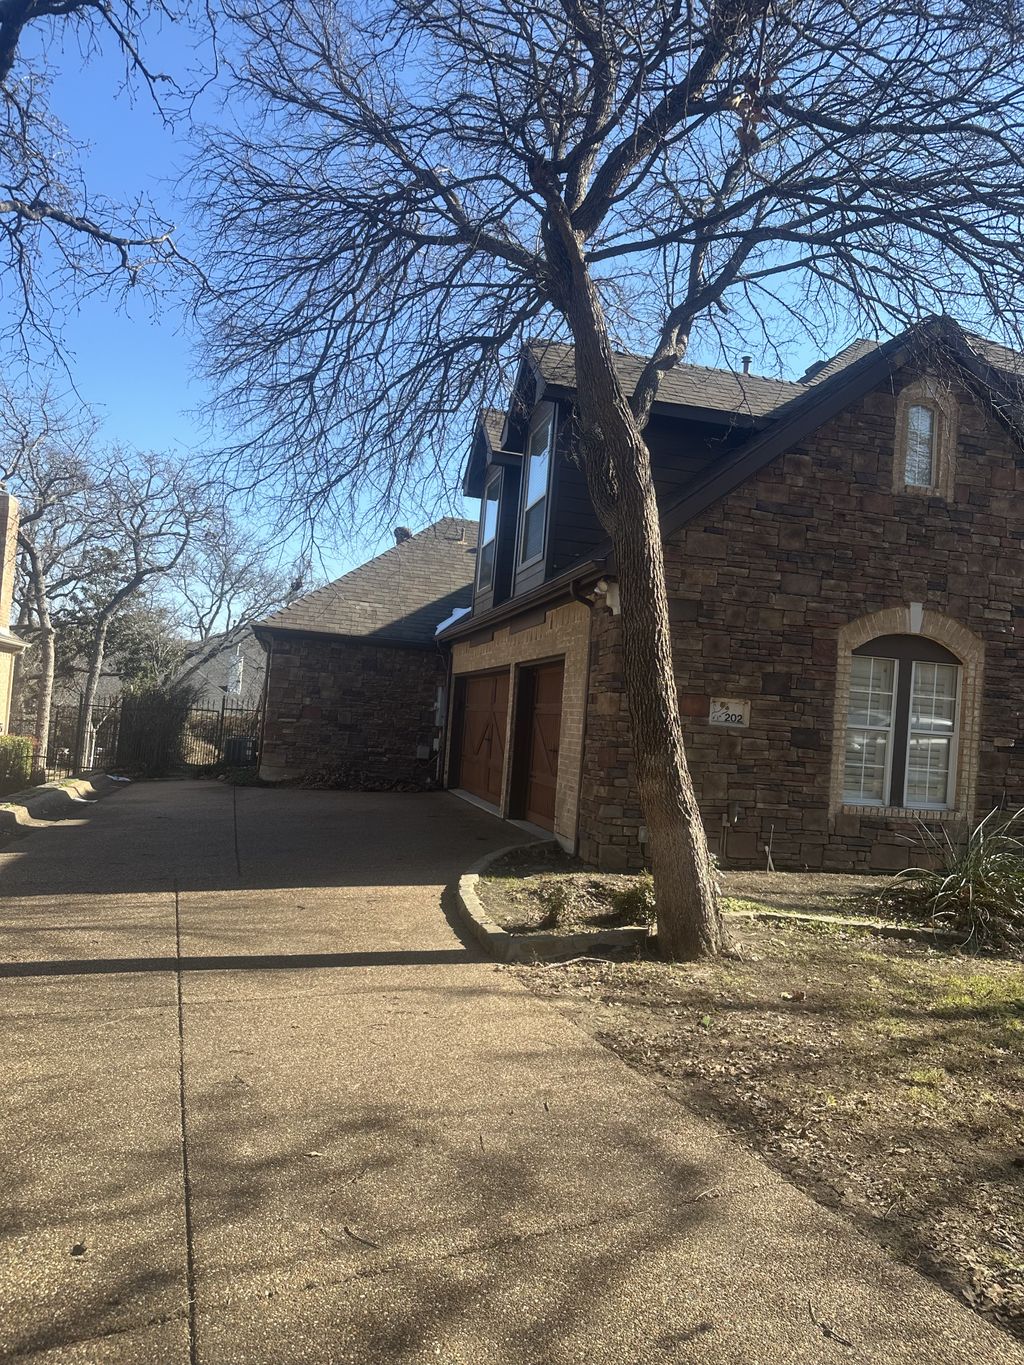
479 844 889 935
478 844 650 935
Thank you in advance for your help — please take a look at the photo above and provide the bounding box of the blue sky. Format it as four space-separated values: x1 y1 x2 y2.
13 15 445 578
27 22 207 453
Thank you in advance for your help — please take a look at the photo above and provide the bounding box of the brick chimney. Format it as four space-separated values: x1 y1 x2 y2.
0 492 25 732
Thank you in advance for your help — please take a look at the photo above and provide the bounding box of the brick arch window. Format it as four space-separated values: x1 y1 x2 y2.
829 607 983 818
893 378 958 498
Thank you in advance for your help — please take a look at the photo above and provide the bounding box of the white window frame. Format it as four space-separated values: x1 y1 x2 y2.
904 659 960 811
476 468 501 592
841 651 962 811
518 404 554 568
842 655 898 808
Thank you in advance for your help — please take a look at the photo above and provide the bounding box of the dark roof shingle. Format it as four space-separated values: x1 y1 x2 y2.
257 517 478 647
963 331 1024 377
481 407 506 449
529 339 806 419
798 339 880 386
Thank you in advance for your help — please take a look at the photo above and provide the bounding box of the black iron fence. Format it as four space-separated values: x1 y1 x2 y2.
13 698 262 781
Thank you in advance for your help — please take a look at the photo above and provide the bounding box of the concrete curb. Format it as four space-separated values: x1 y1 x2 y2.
454 843 653 963
0 773 127 838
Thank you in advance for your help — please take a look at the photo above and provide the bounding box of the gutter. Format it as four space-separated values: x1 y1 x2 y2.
252 624 444 652
437 558 606 643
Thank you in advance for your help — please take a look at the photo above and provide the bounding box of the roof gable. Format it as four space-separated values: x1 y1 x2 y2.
659 316 1024 540
258 518 478 647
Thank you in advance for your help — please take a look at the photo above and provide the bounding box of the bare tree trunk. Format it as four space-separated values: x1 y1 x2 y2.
610 469 721 958
75 621 109 771
19 545 55 770
567 285 722 959
33 624 55 768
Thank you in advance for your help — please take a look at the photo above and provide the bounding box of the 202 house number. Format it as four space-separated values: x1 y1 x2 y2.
709 698 750 728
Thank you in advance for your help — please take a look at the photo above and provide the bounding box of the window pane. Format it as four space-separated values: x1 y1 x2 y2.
525 417 552 506
905 735 951 806
481 481 499 548
844 729 890 803
847 656 896 727
522 500 545 562
477 479 500 590
904 660 958 807
844 657 896 804
477 539 495 589
520 411 552 562
909 662 957 733
905 404 935 486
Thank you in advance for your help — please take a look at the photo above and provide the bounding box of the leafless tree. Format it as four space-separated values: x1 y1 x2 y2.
70 451 205 765
195 0 1024 957
153 507 305 687
0 385 96 756
0 0 206 346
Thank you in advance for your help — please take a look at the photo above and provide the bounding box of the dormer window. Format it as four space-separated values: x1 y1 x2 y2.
894 378 957 498
477 471 500 591
520 404 554 565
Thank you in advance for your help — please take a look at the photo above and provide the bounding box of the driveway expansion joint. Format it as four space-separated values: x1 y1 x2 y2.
174 879 200 1365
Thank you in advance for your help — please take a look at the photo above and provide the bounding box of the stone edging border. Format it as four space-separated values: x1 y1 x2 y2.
0 773 127 838
454 844 965 962
454 842 653 963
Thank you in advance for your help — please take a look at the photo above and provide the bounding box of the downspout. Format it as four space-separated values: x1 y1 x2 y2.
435 636 454 788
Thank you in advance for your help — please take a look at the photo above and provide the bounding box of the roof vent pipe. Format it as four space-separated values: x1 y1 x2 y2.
394 526 413 544
741 356 752 375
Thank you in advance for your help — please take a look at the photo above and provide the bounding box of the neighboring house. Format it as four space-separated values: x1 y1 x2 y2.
185 630 266 708
255 519 477 784
438 316 1024 871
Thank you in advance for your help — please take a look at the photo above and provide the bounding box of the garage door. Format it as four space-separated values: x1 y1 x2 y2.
517 661 564 831
456 672 509 806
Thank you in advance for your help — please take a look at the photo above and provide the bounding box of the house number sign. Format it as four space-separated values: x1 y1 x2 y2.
709 698 750 728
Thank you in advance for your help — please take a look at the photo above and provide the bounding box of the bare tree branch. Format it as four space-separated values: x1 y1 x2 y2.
0 0 210 347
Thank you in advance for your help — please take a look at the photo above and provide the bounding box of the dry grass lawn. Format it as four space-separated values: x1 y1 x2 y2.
514 914 1024 1340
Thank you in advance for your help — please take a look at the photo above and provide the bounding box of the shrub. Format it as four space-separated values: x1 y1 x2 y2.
878 807 1024 954
611 872 657 925
117 682 200 777
0 734 37 796
538 883 570 930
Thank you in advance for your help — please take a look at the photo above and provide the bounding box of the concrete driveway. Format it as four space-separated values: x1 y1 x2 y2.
0 781 1020 1364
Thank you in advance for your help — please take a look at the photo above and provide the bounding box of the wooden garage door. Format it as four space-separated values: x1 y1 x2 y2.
518 661 564 831
457 672 509 805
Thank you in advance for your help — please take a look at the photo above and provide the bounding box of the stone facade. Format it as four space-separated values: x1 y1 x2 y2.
259 634 445 786
578 369 1024 871
447 600 590 848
